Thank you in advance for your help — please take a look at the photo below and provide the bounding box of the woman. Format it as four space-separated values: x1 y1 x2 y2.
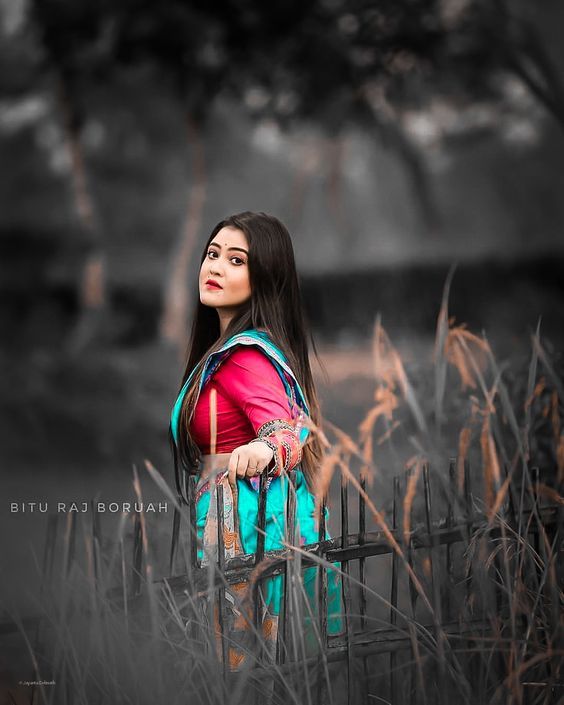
169 211 343 670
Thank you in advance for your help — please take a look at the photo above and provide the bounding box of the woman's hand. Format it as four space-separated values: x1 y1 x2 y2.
228 441 274 484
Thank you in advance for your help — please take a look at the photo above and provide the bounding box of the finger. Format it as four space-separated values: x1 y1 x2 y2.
236 450 249 478
254 459 268 475
246 460 262 477
228 451 239 487
246 448 266 476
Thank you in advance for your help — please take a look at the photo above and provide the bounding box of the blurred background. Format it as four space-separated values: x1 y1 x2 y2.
1 0 563 617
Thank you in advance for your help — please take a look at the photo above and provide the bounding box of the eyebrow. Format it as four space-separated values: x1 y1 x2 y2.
209 241 248 255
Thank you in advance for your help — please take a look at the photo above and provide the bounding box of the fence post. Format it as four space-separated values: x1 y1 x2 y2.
188 474 197 571
423 463 446 705
215 481 228 675
252 469 268 684
445 460 456 621
169 506 181 575
358 466 370 705
282 471 297 665
463 460 474 609
405 466 426 705
390 475 401 705
340 464 355 705
316 492 328 705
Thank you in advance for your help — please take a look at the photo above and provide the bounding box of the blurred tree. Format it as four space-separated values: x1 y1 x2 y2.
25 0 564 351
109 4 230 349
31 0 114 352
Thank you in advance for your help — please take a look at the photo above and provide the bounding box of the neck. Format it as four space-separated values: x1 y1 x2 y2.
217 308 236 336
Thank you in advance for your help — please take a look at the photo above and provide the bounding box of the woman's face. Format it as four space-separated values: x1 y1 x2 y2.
199 226 251 318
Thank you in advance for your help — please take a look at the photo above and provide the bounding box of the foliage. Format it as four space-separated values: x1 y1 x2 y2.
28 0 564 134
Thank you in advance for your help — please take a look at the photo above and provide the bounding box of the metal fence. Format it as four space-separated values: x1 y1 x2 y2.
162 459 562 704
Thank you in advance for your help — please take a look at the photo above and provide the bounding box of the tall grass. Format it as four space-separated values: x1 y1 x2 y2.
4 286 563 705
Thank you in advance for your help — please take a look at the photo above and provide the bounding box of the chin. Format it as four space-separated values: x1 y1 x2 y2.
200 292 223 307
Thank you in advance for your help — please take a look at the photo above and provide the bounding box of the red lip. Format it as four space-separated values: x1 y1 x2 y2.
205 279 223 289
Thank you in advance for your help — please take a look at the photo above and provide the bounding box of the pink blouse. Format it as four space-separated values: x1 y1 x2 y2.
190 346 303 478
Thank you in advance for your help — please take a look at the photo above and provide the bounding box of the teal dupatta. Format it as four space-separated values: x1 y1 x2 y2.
170 328 344 644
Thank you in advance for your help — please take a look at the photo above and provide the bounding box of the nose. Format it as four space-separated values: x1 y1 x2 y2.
206 258 223 278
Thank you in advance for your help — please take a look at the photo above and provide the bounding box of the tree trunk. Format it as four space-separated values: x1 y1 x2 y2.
160 115 207 357
56 76 107 354
325 134 348 243
288 134 320 230
361 87 439 234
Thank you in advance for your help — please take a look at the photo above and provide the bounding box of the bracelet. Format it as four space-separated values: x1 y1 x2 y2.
251 419 303 475
256 419 296 437
249 437 280 475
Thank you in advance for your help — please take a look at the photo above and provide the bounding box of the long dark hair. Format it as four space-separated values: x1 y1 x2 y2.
169 211 324 495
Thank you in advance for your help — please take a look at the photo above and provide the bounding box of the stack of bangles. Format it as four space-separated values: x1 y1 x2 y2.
249 418 303 478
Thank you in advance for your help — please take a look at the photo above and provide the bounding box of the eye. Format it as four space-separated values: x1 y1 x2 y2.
207 249 218 259
230 256 246 265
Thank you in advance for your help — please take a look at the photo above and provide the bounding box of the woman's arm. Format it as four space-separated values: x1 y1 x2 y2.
215 346 303 481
